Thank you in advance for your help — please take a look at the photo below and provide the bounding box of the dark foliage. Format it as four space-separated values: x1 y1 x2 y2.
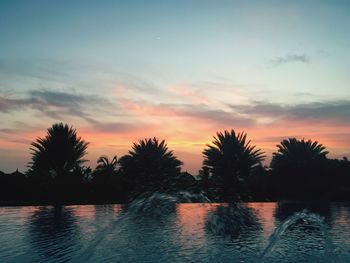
270 138 330 198
92 155 119 183
28 123 89 182
119 138 183 196
202 130 265 200
271 138 328 174
2 127 350 204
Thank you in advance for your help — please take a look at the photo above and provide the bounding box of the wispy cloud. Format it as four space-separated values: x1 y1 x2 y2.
85 118 142 134
3 87 350 134
0 96 30 113
0 89 112 119
270 53 311 67
2 83 350 174
118 99 255 128
230 100 350 124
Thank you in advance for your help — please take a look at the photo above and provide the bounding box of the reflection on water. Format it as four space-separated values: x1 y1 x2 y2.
28 206 80 262
2 203 350 262
205 203 261 239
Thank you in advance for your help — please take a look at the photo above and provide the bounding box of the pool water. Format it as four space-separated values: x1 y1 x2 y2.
1 201 350 262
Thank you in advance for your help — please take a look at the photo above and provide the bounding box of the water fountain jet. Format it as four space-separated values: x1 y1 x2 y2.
259 209 334 262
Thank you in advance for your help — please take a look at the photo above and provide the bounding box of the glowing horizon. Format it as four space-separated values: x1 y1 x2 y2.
1 120 348 174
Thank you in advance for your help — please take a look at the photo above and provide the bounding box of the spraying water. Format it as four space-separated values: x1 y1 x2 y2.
125 191 211 218
75 199 335 262
74 191 211 262
259 209 334 262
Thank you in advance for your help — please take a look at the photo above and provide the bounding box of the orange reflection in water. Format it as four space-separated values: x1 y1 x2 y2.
176 203 219 235
176 203 278 239
68 205 96 220
247 202 277 237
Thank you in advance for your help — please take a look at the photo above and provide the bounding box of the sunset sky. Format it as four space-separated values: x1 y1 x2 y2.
1 0 350 173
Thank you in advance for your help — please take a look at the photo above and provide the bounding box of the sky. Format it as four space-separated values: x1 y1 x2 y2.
1 0 350 174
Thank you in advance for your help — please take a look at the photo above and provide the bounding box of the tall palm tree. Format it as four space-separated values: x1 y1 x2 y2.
119 138 183 193
271 138 328 173
202 130 265 197
94 155 118 178
29 123 89 180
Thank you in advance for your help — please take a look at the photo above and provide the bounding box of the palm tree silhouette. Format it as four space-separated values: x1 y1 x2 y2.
96 155 118 174
202 130 265 199
92 155 118 182
29 123 89 181
119 137 183 194
271 138 329 198
271 138 328 173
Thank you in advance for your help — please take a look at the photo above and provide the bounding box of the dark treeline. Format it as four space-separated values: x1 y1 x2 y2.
1 123 350 204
